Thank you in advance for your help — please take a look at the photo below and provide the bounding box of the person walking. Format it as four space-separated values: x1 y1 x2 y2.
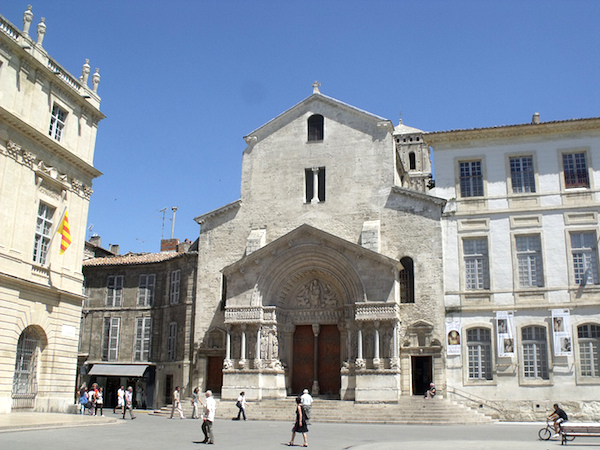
87 383 96 415
170 386 185 419
114 386 124 414
78 386 88 415
191 387 203 419
235 391 248 420
95 387 104 416
122 386 136 420
201 390 216 444
288 396 308 447
300 389 313 424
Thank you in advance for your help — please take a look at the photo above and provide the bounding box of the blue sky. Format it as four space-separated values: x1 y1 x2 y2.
4 1 599 253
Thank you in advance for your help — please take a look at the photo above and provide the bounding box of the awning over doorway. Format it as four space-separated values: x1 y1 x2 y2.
87 364 150 377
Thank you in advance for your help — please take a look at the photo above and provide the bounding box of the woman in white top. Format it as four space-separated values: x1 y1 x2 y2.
95 387 104 416
235 391 248 420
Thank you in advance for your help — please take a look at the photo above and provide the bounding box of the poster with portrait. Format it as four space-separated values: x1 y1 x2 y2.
446 320 461 356
496 311 515 357
552 309 572 356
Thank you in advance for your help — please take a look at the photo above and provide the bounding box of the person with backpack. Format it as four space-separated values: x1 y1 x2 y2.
79 387 88 415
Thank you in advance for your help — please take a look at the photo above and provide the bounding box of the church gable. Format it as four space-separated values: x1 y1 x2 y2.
222 224 401 311
240 92 396 210
244 92 393 146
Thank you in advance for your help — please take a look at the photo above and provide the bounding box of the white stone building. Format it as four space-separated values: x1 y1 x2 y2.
0 7 103 413
427 115 600 420
192 85 446 403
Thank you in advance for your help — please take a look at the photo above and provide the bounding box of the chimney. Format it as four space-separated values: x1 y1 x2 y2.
110 244 120 255
532 112 540 124
177 239 192 253
161 238 180 253
89 235 101 247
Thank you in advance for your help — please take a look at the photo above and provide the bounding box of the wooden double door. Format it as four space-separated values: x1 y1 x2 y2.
292 325 340 397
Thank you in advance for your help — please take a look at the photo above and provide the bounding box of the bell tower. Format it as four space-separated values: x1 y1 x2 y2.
393 120 433 192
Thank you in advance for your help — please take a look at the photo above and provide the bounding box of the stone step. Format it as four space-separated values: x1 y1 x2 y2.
150 397 495 425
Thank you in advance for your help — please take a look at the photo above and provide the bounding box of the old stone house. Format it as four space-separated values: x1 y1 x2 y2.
80 239 196 409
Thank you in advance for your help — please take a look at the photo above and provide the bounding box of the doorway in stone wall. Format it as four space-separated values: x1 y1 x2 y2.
292 324 340 397
206 355 224 394
411 355 432 395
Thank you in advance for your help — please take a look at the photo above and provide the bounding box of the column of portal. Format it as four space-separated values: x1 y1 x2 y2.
373 321 382 369
311 324 320 394
224 326 233 369
356 326 365 369
255 326 262 369
240 324 247 369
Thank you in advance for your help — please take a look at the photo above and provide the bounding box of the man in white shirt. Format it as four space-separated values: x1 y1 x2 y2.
114 386 124 414
170 386 185 419
123 386 136 419
202 390 216 444
300 389 313 424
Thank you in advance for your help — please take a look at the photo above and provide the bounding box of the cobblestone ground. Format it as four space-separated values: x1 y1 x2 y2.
0 413 592 450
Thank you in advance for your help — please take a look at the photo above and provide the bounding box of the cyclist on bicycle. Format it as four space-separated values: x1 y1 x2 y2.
548 403 568 438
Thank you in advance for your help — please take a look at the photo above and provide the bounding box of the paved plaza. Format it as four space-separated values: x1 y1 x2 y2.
1 412 596 449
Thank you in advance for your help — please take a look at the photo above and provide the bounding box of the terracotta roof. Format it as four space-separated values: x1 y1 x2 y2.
83 251 192 267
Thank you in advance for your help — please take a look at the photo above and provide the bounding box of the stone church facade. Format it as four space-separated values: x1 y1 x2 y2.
192 86 446 402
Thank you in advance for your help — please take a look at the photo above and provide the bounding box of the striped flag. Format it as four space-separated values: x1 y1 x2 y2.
57 210 71 254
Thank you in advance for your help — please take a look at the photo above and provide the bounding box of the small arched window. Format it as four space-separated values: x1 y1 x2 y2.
409 152 416 170
399 257 414 303
308 114 324 141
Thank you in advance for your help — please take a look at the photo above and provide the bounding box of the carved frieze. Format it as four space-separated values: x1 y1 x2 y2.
225 306 274 324
355 302 399 322
82 185 93 199
22 150 35 167
295 278 338 309
6 140 21 159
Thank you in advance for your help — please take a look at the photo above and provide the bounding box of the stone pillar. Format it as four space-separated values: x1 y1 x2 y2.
254 326 261 369
311 168 319 204
356 325 365 369
373 321 382 369
346 325 353 365
391 321 400 370
224 326 233 369
239 325 247 369
311 324 320 395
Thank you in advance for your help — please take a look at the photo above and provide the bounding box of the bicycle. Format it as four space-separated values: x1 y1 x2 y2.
538 419 575 441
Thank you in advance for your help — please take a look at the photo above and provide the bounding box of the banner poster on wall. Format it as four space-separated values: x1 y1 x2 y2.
552 309 572 356
446 320 461 356
496 311 515 357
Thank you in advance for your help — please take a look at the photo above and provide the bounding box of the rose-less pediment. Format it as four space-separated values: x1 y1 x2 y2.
222 224 402 309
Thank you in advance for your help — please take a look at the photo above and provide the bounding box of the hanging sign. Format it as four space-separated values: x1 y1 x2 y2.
552 309 572 356
496 311 515 357
446 320 461 356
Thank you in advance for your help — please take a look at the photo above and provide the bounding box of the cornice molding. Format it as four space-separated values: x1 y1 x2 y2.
424 118 600 146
